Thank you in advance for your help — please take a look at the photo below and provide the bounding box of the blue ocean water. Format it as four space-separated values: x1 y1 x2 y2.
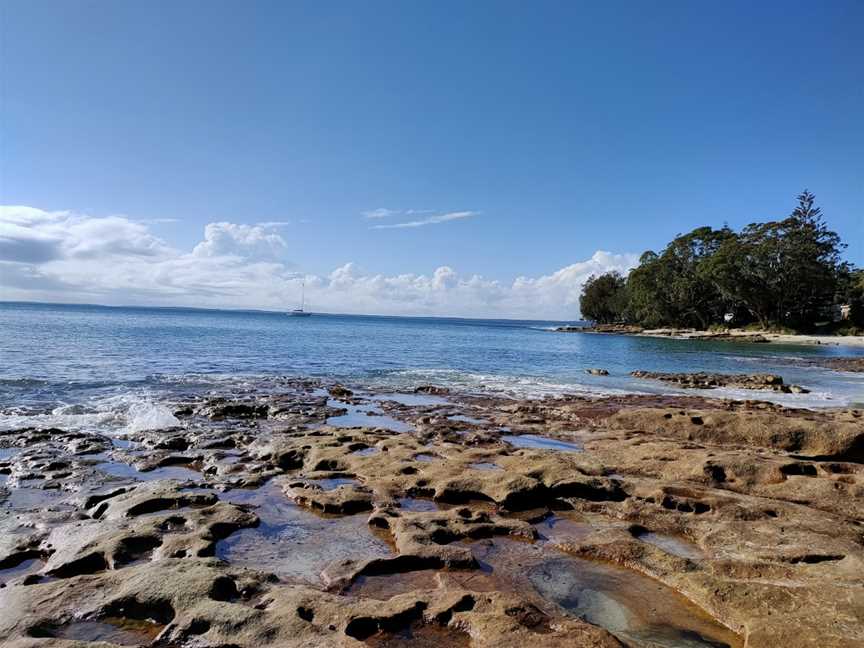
1 301 863 432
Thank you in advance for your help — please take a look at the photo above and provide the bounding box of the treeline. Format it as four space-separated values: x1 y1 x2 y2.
580 191 864 331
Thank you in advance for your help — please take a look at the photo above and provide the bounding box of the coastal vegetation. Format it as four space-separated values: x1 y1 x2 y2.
580 191 862 332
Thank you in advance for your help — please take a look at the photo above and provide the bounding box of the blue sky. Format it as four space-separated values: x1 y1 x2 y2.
1 1 862 317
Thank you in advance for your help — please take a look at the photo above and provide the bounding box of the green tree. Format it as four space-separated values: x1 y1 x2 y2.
580 272 628 324
839 268 864 327
626 227 735 328
626 251 667 327
709 191 846 329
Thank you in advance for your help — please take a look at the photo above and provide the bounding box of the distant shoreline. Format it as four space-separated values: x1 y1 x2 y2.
554 324 864 348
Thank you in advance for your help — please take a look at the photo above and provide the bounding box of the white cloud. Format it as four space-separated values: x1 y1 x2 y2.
362 208 398 220
192 222 289 261
371 210 478 229
138 218 179 224
0 206 168 264
257 220 292 228
0 205 637 319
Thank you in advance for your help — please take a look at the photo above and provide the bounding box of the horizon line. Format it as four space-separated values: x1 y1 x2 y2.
0 299 584 325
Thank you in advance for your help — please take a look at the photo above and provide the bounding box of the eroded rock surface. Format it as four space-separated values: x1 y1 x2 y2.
1 381 862 647
630 370 810 393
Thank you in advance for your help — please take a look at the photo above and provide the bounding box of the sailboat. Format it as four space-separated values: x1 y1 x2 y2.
288 280 312 317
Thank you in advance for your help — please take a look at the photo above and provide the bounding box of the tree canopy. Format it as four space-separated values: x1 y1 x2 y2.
579 191 854 331
579 271 628 324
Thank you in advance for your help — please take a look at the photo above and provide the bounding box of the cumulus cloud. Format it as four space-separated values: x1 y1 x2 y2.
192 222 290 261
0 205 637 319
0 206 167 264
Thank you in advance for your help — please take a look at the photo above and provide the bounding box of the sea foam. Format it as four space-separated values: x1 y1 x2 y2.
0 393 180 434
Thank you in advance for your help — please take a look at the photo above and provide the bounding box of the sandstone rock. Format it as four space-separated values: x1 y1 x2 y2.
197 399 269 420
630 370 810 393
414 385 451 395
328 384 353 399
2 384 862 647
811 356 864 373
606 406 864 460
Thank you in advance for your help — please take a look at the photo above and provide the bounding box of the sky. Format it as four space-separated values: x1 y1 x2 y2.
1 1 862 319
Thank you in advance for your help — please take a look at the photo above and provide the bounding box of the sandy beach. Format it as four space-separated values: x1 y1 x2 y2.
560 325 864 348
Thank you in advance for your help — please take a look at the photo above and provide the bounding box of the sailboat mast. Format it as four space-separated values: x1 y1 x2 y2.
300 280 305 311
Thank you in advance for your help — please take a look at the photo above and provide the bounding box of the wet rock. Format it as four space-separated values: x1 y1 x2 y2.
328 385 354 399
780 356 864 373
198 399 269 420
36 483 258 579
286 480 374 515
414 385 451 395
2 387 863 647
630 370 810 393
0 557 624 647
556 324 643 334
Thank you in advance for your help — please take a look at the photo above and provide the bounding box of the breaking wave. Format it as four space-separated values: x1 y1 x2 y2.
367 368 645 399
0 392 180 434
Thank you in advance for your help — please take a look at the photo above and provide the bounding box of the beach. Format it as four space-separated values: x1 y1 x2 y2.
556 324 864 348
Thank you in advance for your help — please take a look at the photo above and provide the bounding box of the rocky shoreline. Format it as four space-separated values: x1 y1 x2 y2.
1 380 862 647
801 356 864 373
629 370 811 394
554 324 864 347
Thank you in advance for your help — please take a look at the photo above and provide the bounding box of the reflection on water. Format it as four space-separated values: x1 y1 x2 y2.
326 399 413 433
373 393 449 407
308 477 360 491
0 557 44 586
398 497 439 512
41 617 165 645
4 487 70 511
502 434 582 452
363 621 471 647
634 530 706 561
466 538 739 648
347 569 440 600
468 462 502 471
96 462 201 482
216 481 391 584
536 515 623 544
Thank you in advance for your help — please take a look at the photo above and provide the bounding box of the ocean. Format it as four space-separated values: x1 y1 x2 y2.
2 301 863 434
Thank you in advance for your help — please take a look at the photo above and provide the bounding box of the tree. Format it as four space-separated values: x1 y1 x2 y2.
626 251 668 327
625 227 735 329
709 191 846 329
580 272 628 324
840 268 864 327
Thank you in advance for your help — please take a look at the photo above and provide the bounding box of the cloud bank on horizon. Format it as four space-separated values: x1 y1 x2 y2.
0 206 638 320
